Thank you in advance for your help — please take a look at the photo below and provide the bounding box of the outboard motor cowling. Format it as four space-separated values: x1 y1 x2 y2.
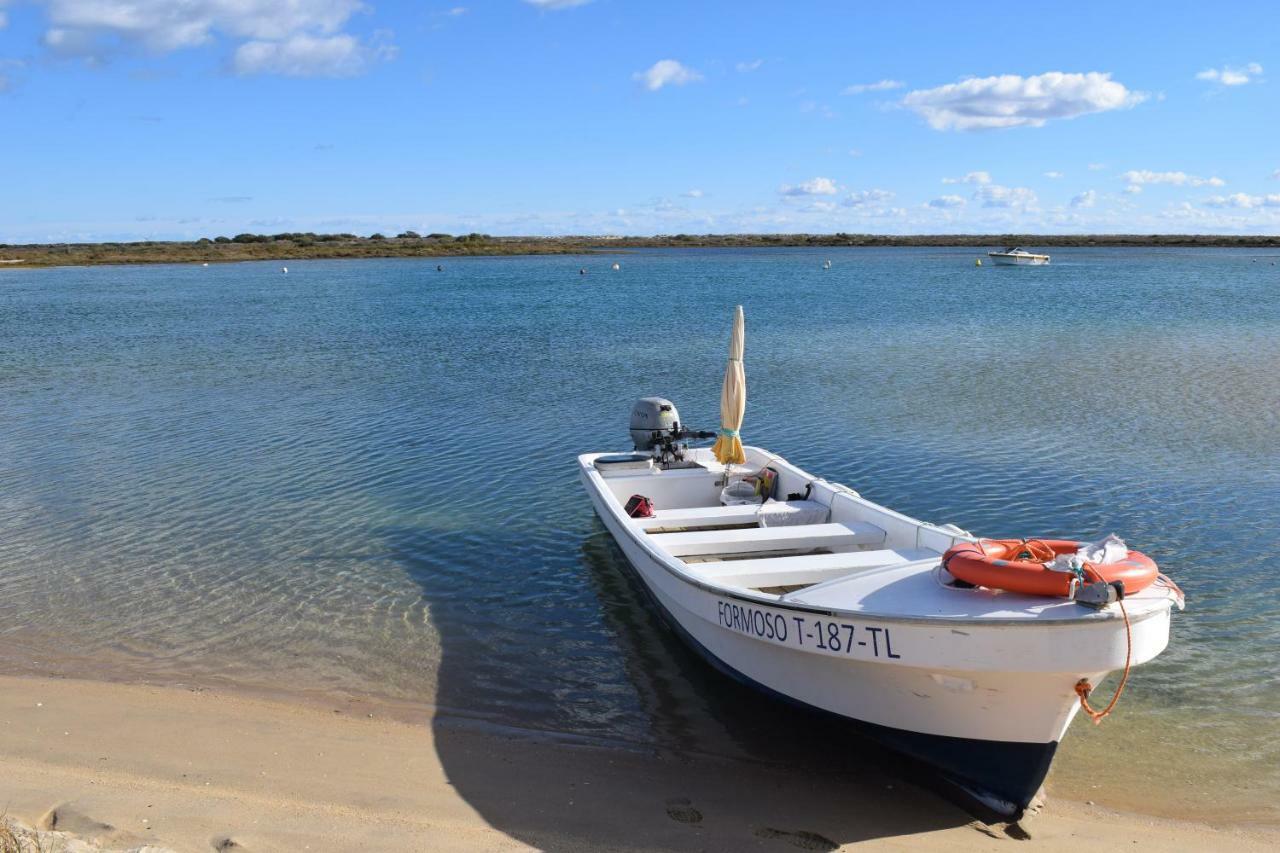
630 397 680 450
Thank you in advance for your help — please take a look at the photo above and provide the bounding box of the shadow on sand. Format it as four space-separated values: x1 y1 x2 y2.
410 522 988 850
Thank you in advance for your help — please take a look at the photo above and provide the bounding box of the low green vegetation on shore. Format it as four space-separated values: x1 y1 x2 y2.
2 231 1278 268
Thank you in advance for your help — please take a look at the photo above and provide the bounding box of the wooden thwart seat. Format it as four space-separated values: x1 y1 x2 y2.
694 548 937 590
650 522 886 559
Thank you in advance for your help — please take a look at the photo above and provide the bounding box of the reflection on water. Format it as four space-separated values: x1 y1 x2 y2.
0 248 1277 824
578 524 932 771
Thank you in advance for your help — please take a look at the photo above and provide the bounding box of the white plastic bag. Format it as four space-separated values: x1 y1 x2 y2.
1046 533 1128 573
1082 533 1129 564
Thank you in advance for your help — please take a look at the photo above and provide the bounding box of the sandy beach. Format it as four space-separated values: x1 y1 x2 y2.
0 675 1274 852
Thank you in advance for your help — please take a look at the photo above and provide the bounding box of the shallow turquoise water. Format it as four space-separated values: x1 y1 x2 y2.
1 248 1277 821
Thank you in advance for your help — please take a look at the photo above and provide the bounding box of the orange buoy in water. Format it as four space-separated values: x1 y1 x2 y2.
941 538 1158 598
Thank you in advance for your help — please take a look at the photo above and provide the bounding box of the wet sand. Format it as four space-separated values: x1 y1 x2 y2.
1 675 1275 852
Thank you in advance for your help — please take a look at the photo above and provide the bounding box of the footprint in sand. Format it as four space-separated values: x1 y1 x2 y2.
38 804 153 848
212 836 247 851
968 819 1034 841
664 797 703 825
39 805 115 837
754 826 839 851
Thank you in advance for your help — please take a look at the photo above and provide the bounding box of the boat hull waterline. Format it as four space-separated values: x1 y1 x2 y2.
579 448 1177 818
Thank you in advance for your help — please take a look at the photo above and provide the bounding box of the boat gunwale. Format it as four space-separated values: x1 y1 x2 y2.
579 450 1174 628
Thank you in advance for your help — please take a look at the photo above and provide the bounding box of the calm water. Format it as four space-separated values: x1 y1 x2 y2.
2 248 1278 824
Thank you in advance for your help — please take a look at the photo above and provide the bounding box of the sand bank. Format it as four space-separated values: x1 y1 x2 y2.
1 675 1274 852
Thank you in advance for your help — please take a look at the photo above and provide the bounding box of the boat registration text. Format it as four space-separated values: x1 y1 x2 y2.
716 599 901 659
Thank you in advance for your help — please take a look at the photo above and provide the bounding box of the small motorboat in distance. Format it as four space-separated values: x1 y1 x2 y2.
988 247 1050 265
579 307 1184 821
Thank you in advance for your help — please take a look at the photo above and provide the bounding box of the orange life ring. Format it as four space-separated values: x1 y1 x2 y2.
942 538 1159 598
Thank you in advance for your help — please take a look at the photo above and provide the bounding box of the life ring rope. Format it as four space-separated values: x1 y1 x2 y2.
1006 537 1057 563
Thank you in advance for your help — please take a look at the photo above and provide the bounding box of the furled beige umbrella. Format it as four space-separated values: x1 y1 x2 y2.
712 305 746 465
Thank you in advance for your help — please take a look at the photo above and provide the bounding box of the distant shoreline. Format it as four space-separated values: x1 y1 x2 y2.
2 232 1278 268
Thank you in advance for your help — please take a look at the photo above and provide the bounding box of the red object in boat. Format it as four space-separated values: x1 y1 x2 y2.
624 494 654 518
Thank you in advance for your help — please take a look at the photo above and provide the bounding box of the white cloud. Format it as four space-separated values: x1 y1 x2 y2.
1272 169 1280 179
779 177 839 196
41 0 364 53
735 59 763 73
1196 62 1263 86
975 184 1038 208
842 79 904 95
233 33 390 77
682 189 704 198
445 6 467 15
848 148 862 157
927 195 966 209
1044 171 1064 179
32 1 397 77
524 0 593 9
942 171 991 185
1124 184 1142 195
633 59 701 91
844 188 894 207
1070 189 1097 208
902 71 1146 131
1122 170 1225 187
1203 193 1280 209
1088 162 1106 171
1154 199 1280 232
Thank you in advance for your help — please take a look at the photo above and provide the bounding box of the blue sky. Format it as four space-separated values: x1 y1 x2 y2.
2 0 1278 241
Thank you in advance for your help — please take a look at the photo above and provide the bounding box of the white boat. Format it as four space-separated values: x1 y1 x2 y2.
580 439 1184 817
987 247 1050 265
579 400 1184 819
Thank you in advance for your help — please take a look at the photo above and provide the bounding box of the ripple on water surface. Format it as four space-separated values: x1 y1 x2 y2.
0 248 1277 824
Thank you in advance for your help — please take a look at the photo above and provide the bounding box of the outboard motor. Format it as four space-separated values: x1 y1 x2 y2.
630 397 715 468
630 397 681 450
